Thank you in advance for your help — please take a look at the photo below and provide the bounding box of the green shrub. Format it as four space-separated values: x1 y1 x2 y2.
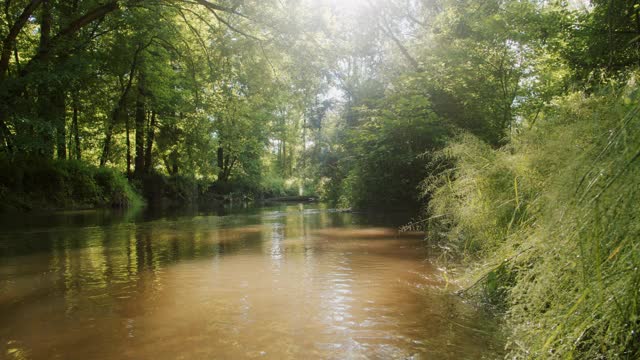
0 157 142 211
166 175 198 204
94 167 142 208
57 160 101 204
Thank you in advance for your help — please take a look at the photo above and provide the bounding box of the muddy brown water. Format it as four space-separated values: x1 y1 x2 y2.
0 204 503 359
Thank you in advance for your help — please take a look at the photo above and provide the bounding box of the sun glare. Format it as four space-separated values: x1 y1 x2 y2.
325 0 368 13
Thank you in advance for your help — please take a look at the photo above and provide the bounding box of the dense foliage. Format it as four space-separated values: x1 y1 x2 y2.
0 157 141 210
413 1 640 358
0 0 324 205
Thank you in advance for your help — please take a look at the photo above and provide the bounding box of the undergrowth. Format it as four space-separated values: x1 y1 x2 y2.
0 157 143 211
424 80 640 358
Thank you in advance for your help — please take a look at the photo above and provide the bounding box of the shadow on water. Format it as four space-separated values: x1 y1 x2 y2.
0 203 504 359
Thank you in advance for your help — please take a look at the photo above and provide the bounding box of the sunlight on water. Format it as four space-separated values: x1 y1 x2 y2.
0 205 503 359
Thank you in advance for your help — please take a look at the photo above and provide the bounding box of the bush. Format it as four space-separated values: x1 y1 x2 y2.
0 157 142 211
60 161 102 204
94 167 142 208
139 173 200 208
259 175 287 198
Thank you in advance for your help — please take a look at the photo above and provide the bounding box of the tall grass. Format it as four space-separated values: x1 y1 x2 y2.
425 81 640 358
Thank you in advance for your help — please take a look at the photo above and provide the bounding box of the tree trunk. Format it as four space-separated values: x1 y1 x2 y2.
282 139 287 176
33 0 67 159
302 112 306 168
54 90 66 159
134 73 146 177
100 46 142 167
224 153 230 179
219 152 236 182
0 116 12 153
168 150 179 175
126 111 131 178
100 118 114 167
216 147 236 182
144 111 156 173
72 92 81 160
36 0 54 158
217 147 224 171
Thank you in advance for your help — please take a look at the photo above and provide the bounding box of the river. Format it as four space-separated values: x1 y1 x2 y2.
0 204 502 359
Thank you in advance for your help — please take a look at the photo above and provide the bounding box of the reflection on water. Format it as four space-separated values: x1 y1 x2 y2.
0 204 503 359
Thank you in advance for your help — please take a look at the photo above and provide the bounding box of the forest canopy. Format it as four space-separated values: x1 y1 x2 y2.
3 0 637 207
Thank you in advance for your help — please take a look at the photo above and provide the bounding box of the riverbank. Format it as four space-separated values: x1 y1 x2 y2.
0 157 142 212
0 157 321 214
424 84 640 358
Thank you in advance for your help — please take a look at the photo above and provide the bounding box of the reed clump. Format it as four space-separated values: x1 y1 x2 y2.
425 81 640 358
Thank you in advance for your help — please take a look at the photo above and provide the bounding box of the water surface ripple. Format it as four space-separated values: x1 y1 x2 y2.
0 204 502 359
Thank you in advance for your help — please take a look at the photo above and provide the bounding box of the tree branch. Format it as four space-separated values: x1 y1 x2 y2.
0 0 45 80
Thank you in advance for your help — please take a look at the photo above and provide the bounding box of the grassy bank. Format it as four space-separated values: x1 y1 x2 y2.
424 82 640 358
0 158 143 212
